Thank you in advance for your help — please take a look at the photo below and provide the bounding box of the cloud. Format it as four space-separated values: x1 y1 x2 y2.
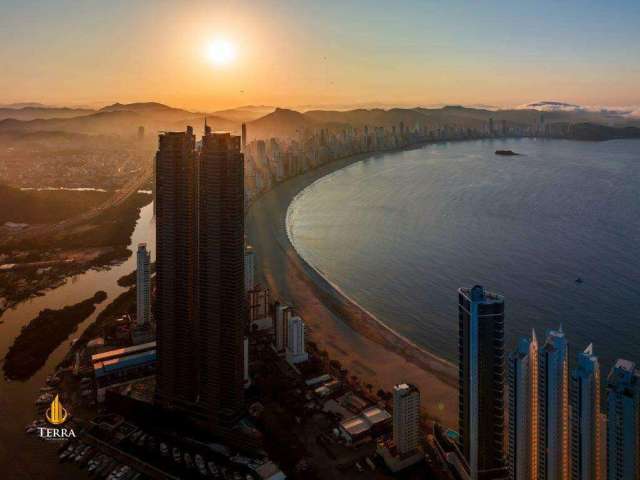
519 101 640 118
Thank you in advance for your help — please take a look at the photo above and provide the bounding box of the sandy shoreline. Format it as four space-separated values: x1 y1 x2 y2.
246 147 458 428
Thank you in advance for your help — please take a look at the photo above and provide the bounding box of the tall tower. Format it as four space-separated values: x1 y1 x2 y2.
606 359 640 480
570 344 602 480
241 123 247 153
458 285 508 480
198 130 245 424
538 327 570 480
244 245 255 292
136 243 151 326
155 127 198 408
393 383 420 455
508 330 539 480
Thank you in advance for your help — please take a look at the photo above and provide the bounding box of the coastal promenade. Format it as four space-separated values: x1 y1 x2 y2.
246 149 458 429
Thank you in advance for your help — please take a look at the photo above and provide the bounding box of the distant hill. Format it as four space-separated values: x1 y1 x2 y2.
0 110 145 135
246 108 318 140
1 101 638 140
0 106 95 121
304 108 427 130
213 105 275 123
0 102 240 136
98 102 195 120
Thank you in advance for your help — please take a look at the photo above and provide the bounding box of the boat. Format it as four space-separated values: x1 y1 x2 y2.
172 447 182 463
159 443 169 456
495 149 519 156
35 393 54 405
575 277 584 284
208 462 220 477
46 375 61 386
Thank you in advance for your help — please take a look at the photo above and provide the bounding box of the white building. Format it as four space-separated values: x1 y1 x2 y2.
393 383 421 455
136 243 151 326
245 246 255 292
286 315 308 364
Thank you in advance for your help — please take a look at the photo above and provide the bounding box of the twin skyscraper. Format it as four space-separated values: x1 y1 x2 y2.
154 124 245 428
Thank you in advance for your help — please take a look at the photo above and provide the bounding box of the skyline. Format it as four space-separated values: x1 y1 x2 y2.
2 0 640 110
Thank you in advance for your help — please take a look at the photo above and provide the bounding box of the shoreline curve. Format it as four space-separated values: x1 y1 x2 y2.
246 144 458 427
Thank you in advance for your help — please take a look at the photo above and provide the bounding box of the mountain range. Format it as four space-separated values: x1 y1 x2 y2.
0 101 638 141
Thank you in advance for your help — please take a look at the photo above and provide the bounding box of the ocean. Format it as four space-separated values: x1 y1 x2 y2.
286 138 640 371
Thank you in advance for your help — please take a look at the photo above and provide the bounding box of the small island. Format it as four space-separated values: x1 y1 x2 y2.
495 149 520 156
3 290 107 380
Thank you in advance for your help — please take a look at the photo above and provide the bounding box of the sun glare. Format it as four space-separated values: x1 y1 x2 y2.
207 39 236 66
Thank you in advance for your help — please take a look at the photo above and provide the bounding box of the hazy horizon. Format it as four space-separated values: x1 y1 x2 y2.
2 0 639 111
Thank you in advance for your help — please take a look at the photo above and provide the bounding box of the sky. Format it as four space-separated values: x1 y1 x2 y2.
1 0 639 111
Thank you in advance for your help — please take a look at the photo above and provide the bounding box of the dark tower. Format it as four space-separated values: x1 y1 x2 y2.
155 127 198 409
458 285 508 480
198 130 245 424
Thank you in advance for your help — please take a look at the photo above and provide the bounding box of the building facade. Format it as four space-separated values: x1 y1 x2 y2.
606 359 640 480
197 129 245 424
458 285 508 480
508 330 539 480
244 245 255 292
538 327 570 480
274 302 291 353
392 383 420 455
286 315 308 364
136 242 151 326
155 126 245 427
155 128 198 409
570 344 602 480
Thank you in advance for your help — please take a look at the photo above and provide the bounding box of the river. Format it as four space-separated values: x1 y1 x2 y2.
0 201 155 479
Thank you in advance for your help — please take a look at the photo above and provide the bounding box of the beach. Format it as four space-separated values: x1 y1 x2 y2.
246 151 458 428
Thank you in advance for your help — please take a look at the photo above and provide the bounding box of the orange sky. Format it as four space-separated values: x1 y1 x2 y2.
1 1 639 111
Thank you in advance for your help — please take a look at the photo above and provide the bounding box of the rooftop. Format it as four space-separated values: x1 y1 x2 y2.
340 416 370 436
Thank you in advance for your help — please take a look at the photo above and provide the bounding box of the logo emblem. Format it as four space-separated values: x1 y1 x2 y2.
46 395 69 425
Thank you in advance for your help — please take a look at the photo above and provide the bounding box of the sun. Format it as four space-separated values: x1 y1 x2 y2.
207 39 236 66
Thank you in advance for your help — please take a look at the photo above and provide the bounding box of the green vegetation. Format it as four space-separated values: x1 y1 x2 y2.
3 290 107 380
60 287 138 370
0 183 110 224
117 262 155 287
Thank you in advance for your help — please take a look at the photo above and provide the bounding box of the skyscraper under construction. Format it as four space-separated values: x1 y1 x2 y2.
155 124 245 426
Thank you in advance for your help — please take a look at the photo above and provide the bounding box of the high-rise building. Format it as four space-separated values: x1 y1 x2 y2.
241 123 247 153
570 344 602 480
538 327 570 480
393 383 420 455
286 315 308 364
508 330 539 480
606 359 639 480
458 285 508 480
274 302 291 353
155 127 198 409
136 242 151 326
243 336 250 387
197 129 245 424
244 245 255 292
154 126 246 427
